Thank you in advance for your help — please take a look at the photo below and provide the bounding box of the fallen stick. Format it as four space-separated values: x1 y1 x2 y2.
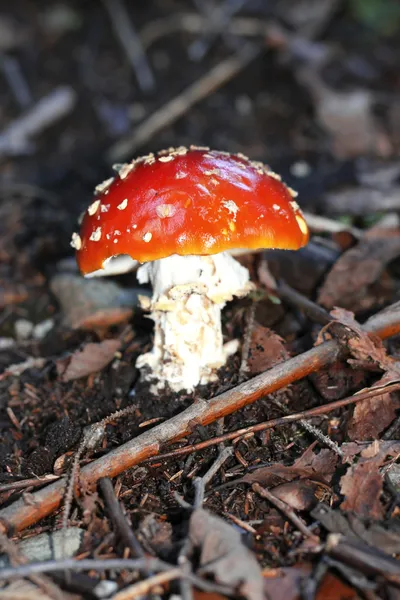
326 534 400 585
107 43 262 162
144 380 400 464
101 0 155 93
1 304 400 532
0 86 76 156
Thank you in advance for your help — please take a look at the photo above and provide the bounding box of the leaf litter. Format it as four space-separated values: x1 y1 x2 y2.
56 338 121 382
1 2 400 599
189 508 264 600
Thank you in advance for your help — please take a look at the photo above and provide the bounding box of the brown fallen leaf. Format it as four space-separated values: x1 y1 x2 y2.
341 440 400 463
242 443 338 488
57 339 121 382
299 67 390 159
340 462 383 520
76 308 133 333
317 236 400 312
263 565 308 600
269 479 327 512
189 508 264 600
347 391 400 441
316 571 360 600
318 307 400 379
193 591 230 600
247 324 289 374
309 359 365 401
339 440 398 520
262 564 359 600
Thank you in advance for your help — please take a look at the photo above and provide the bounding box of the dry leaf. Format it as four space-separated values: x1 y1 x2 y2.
310 359 365 401
242 444 338 487
317 237 400 312
189 508 264 600
340 461 383 519
320 307 398 375
57 339 121 382
247 324 289 374
299 67 388 159
262 564 358 600
339 440 399 519
347 391 400 441
270 480 325 511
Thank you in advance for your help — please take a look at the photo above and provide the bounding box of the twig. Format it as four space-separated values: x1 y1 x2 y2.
178 537 194 600
0 557 169 581
101 0 155 93
193 478 205 508
0 557 234 595
0 474 60 494
1 304 400 532
303 211 362 238
326 534 400 586
112 568 182 600
108 43 262 161
298 420 343 457
270 396 343 458
99 478 144 558
188 0 248 61
223 512 256 534
277 280 332 326
252 483 318 540
0 86 76 156
197 446 234 489
0 52 32 108
140 14 274 49
146 380 400 463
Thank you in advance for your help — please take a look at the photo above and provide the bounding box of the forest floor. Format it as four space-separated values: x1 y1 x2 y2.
1 1 400 599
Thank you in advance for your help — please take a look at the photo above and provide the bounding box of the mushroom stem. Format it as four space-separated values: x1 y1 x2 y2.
136 252 253 392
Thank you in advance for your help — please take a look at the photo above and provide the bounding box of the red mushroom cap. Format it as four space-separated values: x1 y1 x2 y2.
73 146 309 275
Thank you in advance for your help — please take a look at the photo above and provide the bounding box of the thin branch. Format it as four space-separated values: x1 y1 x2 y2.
269 396 343 458
145 381 400 463
1 304 400 532
252 483 318 540
112 568 182 600
101 0 155 93
0 557 172 581
0 475 60 494
326 534 400 585
188 0 248 61
0 557 234 595
277 280 332 326
99 477 144 558
108 43 262 161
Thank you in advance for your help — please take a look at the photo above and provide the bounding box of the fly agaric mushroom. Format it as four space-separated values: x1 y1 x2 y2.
72 146 309 392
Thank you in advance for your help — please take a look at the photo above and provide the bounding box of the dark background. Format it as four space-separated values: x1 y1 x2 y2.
1 0 399 273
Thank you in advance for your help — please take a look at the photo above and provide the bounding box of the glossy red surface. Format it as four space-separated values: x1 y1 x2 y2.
75 148 309 274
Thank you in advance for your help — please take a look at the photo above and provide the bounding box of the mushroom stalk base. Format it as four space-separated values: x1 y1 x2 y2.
136 253 252 393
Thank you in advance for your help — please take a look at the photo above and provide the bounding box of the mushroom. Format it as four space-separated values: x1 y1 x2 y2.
72 146 309 392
